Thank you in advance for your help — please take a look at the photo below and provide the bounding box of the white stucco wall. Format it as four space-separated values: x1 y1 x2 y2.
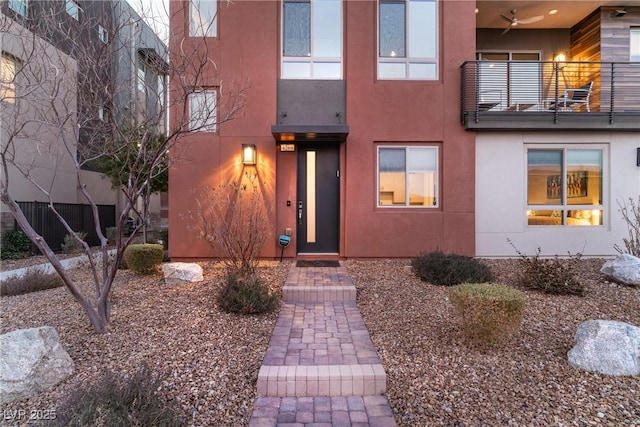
476 131 640 257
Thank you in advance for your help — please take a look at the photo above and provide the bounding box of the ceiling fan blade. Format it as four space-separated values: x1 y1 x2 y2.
500 14 513 23
500 25 511 36
518 15 544 24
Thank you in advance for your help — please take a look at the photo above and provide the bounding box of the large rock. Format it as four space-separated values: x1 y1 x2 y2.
162 262 204 283
0 326 75 404
600 254 640 286
568 320 640 376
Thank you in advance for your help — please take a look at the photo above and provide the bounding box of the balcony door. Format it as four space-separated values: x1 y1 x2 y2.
477 52 541 110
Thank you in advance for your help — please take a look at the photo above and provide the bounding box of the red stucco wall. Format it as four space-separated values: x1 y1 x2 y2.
168 0 477 259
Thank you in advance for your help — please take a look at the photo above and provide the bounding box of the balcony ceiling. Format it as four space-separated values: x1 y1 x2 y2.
476 1 640 29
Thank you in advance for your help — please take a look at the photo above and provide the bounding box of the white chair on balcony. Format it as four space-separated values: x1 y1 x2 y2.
546 81 593 112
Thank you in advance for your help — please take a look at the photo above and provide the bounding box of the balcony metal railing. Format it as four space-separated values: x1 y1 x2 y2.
461 61 640 126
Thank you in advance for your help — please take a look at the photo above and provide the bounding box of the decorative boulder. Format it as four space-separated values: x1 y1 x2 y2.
162 262 204 283
600 254 640 287
568 320 640 376
0 326 75 404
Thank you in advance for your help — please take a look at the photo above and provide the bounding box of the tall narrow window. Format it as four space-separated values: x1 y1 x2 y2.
190 0 217 37
282 0 342 79
527 148 604 226
98 25 108 43
378 0 438 80
631 28 640 62
378 146 438 207
189 90 217 132
8 0 27 16
1 53 19 104
66 0 80 20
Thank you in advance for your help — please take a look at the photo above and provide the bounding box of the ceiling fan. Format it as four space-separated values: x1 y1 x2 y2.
500 8 544 35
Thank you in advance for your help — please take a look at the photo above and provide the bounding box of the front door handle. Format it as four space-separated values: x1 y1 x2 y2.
298 201 303 225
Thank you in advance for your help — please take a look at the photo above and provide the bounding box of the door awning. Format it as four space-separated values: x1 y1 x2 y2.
271 125 349 143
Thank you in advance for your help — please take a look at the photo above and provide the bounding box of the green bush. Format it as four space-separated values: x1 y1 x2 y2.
54 365 183 427
106 227 117 243
449 283 526 346
217 273 278 315
123 244 164 275
61 231 87 254
412 250 493 286
1 230 31 260
509 240 586 296
0 268 63 296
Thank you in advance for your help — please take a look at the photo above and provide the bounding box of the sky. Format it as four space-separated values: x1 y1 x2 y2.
129 0 170 44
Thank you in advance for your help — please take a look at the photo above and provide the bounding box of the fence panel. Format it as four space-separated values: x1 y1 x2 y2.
14 201 116 253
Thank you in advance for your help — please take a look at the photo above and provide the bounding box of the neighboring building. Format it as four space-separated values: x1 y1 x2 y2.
168 0 640 260
0 0 168 234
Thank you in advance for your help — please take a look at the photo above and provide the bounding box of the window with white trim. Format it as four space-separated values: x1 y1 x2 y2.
66 0 80 20
189 90 217 132
190 0 217 37
282 0 342 79
8 0 27 16
378 146 438 207
631 28 640 62
1 52 20 104
527 147 604 226
378 0 438 80
98 25 108 43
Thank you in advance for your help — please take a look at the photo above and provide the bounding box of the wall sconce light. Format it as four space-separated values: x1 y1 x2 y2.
242 144 257 165
554 52 566 63
637 147 640 167
615 9 627 17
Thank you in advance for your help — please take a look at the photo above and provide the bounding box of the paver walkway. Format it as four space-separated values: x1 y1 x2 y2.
249 264 397 427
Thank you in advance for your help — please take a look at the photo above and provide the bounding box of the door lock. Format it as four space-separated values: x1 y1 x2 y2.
298 201 303 225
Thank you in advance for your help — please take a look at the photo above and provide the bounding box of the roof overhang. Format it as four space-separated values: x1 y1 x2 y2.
271 125 349 143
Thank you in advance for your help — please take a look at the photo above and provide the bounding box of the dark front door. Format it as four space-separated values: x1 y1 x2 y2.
297 144 340 254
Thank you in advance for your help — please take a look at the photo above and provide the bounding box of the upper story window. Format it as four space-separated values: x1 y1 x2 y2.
526 147 604 226
282 0 342 79
8 0 27 16
378 146 438 207
378 0 438 80
189 90 217 132
190 0 217 38
98 25 108 43
631 28 640 62
137 57 147 93
1 52 20 104
66 0 80 20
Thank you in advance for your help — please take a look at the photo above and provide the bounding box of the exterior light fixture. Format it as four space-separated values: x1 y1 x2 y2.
637 147 640 166
242 144 257 165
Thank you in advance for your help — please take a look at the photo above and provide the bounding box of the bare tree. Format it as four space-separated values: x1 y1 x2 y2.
0 2 245 333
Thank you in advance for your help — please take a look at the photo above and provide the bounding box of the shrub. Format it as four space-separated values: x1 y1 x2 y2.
106 227 117 243
614 196 640 257
412 250 493 286
449 283 526 346
217 273 278 315
54 365 182 427
1 230 31 260
61 231 87 254
0 268 63 296
123 244 164 275
509 240 586 296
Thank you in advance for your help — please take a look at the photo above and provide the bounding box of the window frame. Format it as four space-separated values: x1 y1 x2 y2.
525 145 606 227
8 0 27 16
631 28 640 62
65 0 80 20
377 0 439 80
1 52 20 104
190 0 217 38
377 145 439 208
188 89 217 132
281 0 343 80
98 25 109 43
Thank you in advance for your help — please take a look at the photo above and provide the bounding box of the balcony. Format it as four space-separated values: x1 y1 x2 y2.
461 61 640 131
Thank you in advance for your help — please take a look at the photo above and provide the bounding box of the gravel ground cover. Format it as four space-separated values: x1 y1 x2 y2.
1 257 638 426
345 258 640 427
